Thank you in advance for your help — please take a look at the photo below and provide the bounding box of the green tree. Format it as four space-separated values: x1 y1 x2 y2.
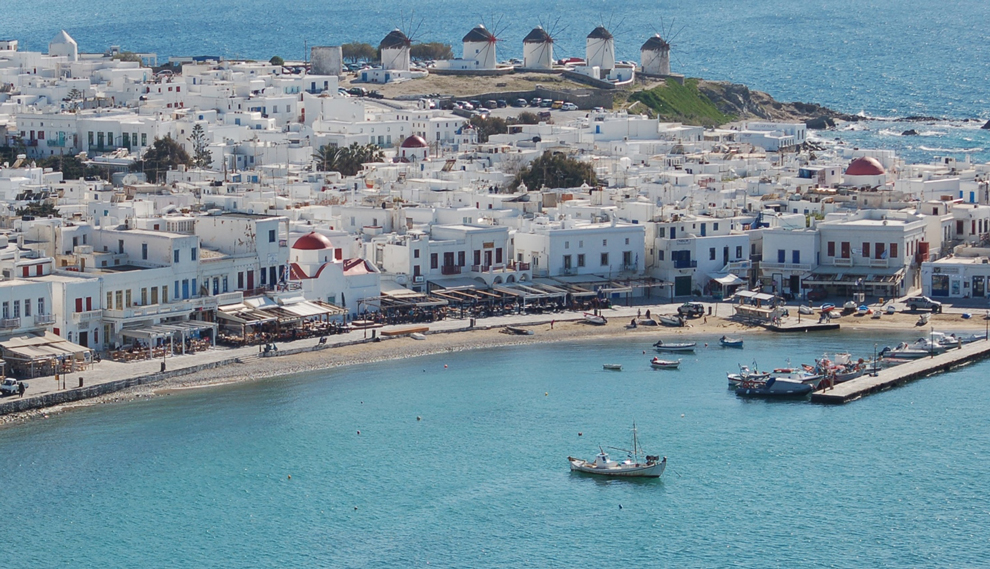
341 42 378 63
516 111 540 125
39 154 106 180
269 55 285 66
131 135 192 182
510 151 597 191
410 42 453 61
112 51 143 64
16 202 59 217
470 115 508 143
187 124 213 169
313 144 344 172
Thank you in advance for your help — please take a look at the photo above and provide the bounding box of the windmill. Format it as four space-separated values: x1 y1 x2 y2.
585 24 616 78
522 16 566 69
642 17 685 76
463 16 507 70
379 29 412 71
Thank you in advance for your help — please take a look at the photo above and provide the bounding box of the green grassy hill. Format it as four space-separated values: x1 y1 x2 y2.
628 78 734 126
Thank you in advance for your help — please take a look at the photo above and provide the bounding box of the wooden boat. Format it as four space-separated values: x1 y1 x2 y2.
502 326 534 335
603 363 623 371
653 340 696 352
657 314 685 327
650 357 681 369
584 313 608 325
568 424 667 478
718 336 744 348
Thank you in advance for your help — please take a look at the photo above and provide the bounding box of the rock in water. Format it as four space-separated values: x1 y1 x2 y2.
981 120 990 130
806 116 836 130
901 129 919 136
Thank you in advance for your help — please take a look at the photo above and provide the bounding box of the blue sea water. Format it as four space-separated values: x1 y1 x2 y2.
6 0 990 162
2 331 989 567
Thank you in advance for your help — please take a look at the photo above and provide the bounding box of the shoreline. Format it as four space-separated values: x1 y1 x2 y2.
3 304 986 426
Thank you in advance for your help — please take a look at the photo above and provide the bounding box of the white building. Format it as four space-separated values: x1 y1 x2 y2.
640 34 670 76
462 25 497 70
522 27 553 70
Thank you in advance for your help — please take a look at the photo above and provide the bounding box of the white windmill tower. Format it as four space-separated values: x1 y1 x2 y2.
640 34 670 76
49 29 78 62
522 26 554 69
379 29 411 71
585 26 615 78
463 24 498 70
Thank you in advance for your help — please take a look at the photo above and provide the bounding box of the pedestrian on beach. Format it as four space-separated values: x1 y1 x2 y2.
637 308 641 318
19 382 25 397
551 320 555 330
645 309 651 319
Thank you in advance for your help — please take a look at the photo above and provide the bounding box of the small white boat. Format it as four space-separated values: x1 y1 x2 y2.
917 313 930 326
650 357 681 369
657 314 685 327
872 310 882 319
568 424 667 478
584 313 608 325
843 300 858 311
653 340 696 352
886 304 897 315
727 364 770 387
719 336 744 348
603 363 623 371
798 305 814 315
410 332 426 340
857 305 871 316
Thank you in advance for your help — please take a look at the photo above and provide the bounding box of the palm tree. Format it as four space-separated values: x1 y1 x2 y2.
313 144 343 172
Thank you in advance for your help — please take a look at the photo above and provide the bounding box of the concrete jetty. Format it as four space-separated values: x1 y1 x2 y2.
811 339 990 404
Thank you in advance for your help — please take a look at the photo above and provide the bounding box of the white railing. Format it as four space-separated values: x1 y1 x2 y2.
34 313 56 325
103 297 218 320
71 310 101 323
760 261 814 271
869 258 889 268
215 291 244 306
832 257 853 267
1 317 21 329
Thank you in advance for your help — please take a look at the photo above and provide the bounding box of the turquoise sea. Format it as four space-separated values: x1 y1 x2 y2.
2 331 989 567
6 0 990 162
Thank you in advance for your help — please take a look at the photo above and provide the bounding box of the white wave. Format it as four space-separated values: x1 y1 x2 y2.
918 146 984 153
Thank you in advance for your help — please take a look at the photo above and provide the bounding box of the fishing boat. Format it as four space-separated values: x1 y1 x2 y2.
603 363 623 371
735 377 813 399
635 318 658 326
568 424 667 478
726 363 770 387
653 340 696 352
584 313 608 325
719 336 744 348
650 357 681 369
770 366 821 385
657 314 685 327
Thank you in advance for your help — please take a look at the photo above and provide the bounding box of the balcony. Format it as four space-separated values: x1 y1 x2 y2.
103 296 218 320
623 263 638 271
760 261 813 272
673 260 697 269
34 313 56 325
214 291 244 306
1 317 21 329
869 258 889 268
71 310 102 323
441 265 462 275
47 139 67 147
832 257 853 267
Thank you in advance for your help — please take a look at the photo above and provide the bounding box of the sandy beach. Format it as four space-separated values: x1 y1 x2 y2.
3 301 986 425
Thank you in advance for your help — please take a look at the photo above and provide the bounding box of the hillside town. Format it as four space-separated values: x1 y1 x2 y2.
1 30 990 379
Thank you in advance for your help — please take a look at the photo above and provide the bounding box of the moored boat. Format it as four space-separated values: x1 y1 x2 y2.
798 305 814 315
735 377 813 399
719 336 744 348
502 326 534 335
653 340 696 352
568 424 667 478
657 314 685 327
650 357 681 369
727 363 770 387
584 313 607 325
603 363 623 371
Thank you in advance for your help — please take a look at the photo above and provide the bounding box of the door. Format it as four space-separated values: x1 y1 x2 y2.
247 270 254 291
840 242 850 259
674 276 692 296
78 331 88 348
789 275 800 294
974 276 985 297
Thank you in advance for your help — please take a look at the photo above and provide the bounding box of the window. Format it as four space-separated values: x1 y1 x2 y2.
88 131 94 145
74 298 82 313
260 269 267 285
115 291 123 310
237 272 244 289
13 300 20 318
125 290 132 307
736 246 743 259
659 228 665 238
623 251 632 266
38 298 44 315
710 248 717 261
862 242 870 258
430 253 438 269
458 251 465 266
625 238 629 245
777 249 785 263
658 250 665 261
602 239 607 246
563 255 572 270
474 250 481 265
792 250 800 264
269 229 276 243
107 292 113 310
496 248 503 264
118 240 124 254
222 276 228 293
827 241 835 257
890 243 898 258
174 249 180 263
577 253 586 267
414 249 420 259
1 302 7 319
142 243 148 260
151 287 158 305
162 286 168 303
875 243 885 259
24 299 30 317
600 253 609 266
191 247 198 261
714 223 719 231
141 133 147 146
141 288 147 305
565 241 569 249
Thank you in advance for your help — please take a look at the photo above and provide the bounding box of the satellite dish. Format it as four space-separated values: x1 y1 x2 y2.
122 174 139 185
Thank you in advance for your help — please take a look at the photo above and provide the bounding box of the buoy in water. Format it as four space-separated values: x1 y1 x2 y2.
704 343 708 347
417 416 421 421
578 432 583 436
444 364 448 368
288 475 291 479
545 392 548 396
357 430 361 434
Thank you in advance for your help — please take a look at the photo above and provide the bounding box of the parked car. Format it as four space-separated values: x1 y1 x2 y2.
907 295 942 312
537 111 552 122
677 302 706 317
807 287 828 301
496 99 507 108
529 98 542 107
347 87 367 97
0 378 25 396
469 99 482 109
457 100 473 110
540 99 554 108
561 102 578 111
513 98 528 107
366 90 384 99
484 99 498 109
550 100 564 109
